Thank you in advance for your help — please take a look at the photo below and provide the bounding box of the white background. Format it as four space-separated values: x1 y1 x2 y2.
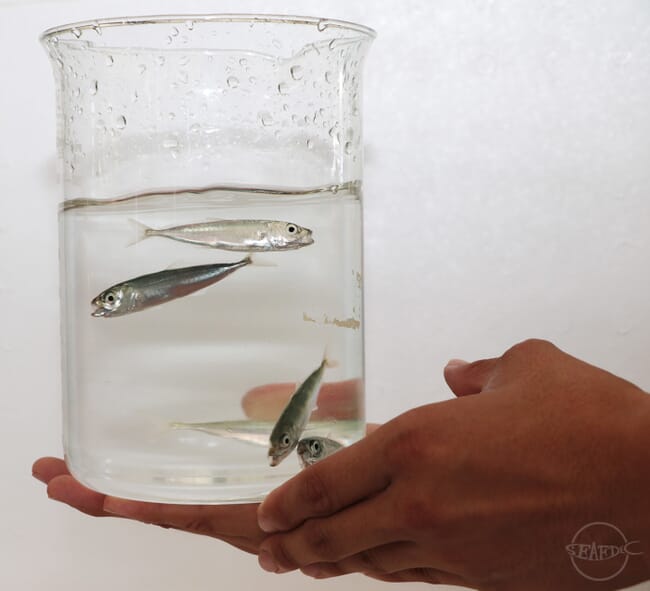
1 1 649 590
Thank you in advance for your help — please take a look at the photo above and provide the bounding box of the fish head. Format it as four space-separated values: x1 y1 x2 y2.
270 222 314 250
91 286 126 317
268 430 296 467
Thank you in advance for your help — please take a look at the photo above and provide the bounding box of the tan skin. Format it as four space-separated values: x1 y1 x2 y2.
33 340 650 590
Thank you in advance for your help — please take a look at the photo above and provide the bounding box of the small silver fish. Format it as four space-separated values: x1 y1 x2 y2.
91 256 251 317
297 437 343 468
171 420 274 447
130 218 314 251
268 354 331 467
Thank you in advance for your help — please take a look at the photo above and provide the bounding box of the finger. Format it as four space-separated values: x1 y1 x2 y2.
443 358 498 396
258 492 396 572
32 457 69 484
257 430 390 533
103 498 264 544
366 423 380 435
330 540 470 586
243 379 361 421
365 568 472 586
301 562 468 587
47 474 109 517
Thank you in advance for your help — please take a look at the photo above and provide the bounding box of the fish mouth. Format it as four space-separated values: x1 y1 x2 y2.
300 233 315 246
91 307 107 317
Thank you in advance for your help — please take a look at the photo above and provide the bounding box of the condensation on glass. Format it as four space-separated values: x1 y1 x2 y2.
41 15 374 503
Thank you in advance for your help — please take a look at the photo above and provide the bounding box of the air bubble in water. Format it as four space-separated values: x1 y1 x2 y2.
157 56 166 66
116 115 127 130
258 112 274 126
171 26 179 37
307 139 314 150
190 123 201 134
90 80 98 95
105 55 114 67
317 20 328 32
73 87 80 97
227 76 240 88
290 65 304 80
344 141 353 154
277 82 289 95
138 64 147 74
325 71 334 84
162 137 179 149
71 27 82 39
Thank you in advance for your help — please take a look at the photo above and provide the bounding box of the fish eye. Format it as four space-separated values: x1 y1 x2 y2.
106 293 115 303
287 224 297 234
281 434 291 447
310 440 321 454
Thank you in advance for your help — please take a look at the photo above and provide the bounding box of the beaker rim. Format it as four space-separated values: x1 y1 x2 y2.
39 13 377 44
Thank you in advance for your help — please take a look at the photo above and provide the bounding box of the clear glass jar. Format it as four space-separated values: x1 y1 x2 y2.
41 14 374 503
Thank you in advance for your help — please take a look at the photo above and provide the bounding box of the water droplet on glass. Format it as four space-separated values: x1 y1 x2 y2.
179 55 190 67
282 103 290 112
344 141 353 155
272 38 282 49
71 27 82 39
239 58 248 67
56 58 64 69
190 123 201 134
166 36 173 45
178 71 189 84
157 56 166 66
171 26 179 37
185 19 194 30
325 70 334 84
105 55 114 67
92 23 102 36
90 80 98 95
138 64 147 74
162 137 179 149
306 139 314 150
258 112 274 126
317 20 328 32
73 87 80 97
132 91 139 103
116 115 127 130
328 125 338 137
248 76 256 85
277 82 289 95
168 112 176 120
290 65 304 80
227 76 240 88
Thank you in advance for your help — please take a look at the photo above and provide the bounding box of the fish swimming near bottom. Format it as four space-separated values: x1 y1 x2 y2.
268 354 332 467
91 256 252 317
297 437 343 468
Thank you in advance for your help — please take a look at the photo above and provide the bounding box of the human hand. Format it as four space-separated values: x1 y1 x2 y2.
33 379 368 554
256 340 650 590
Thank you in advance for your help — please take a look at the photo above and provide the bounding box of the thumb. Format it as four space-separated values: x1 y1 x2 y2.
444 358 498 397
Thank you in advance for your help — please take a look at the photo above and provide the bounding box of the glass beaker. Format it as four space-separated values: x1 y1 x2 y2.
41 15 374 503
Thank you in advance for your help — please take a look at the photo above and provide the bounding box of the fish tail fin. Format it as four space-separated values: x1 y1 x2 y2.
127 218 155 247
323 345 339 369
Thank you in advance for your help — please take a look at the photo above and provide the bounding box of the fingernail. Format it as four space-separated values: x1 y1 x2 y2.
446 358 468 369
258 550 278 573
257 504 280 533
32 470 46 484
302 565 324 578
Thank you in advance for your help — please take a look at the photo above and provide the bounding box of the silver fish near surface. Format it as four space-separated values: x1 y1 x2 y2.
297 437 343 468
130 218 314 251
268 354 331 467
91 256 251 318
171 420 275 447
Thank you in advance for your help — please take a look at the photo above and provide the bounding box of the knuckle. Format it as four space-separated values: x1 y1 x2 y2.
299 469 334 515
503 338 555 360
302 519 335 560
356 549 388 574
266 538 298 571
